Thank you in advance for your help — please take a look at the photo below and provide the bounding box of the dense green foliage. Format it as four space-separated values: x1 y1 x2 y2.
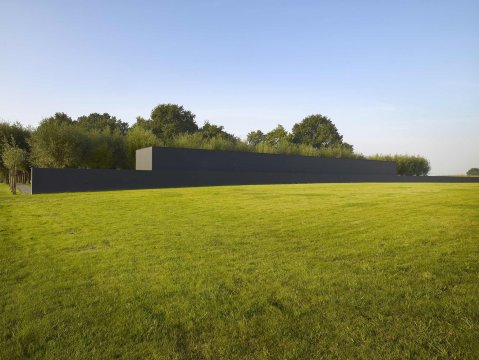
137 104 199 138
166 132 364 159
1 138 27 172
368 154 431 176
29 113 87 168
0 122 31 151
28 113 128 169
125 126 160 168
0 122 31 180
264 124 290 146
0 104 431 174
467 168 479 176
199 121 237 142
246 130 266 146
1 183 478 358
77 113 129 135
244 121 359 158
291 114 346 149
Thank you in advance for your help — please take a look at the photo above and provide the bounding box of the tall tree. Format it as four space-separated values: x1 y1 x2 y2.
265 125 290 146
137 104 198 139
1 137 27 172
1 137 27 193
292 114 343 149
29 113 87 168
77 113 129 135
0 121 31 150
200 121 236 141
0 121 31 180
246 130 266 146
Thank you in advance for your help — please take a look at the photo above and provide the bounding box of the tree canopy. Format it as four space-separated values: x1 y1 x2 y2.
77 113 129 135
292 114 343 149
0 121 31 179
0 121 31 150
137 104 198 139
1 137 27 171
246 130 265 146
29 113 86 168
199 121 236 142
265 125 290 146
466 168 479 176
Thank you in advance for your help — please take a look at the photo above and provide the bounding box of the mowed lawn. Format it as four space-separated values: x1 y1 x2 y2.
1 183 478 359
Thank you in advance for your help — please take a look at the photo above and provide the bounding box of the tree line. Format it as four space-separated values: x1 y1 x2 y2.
1 103 431 180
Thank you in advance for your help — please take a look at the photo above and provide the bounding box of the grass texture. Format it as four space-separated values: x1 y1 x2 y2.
1 183 478 359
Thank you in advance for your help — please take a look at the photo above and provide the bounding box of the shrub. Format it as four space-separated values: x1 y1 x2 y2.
168 133 244 152
369 154 430 176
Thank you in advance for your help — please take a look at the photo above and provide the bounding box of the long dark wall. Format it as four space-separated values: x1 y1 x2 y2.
32 167 479 194
137 147 397 176
31 146 479 194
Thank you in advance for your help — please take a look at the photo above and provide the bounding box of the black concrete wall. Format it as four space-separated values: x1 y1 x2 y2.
31 167 479 194
30 146 479 194
137 147 397 176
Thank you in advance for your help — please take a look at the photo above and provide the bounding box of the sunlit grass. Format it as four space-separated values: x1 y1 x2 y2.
1 183 478 359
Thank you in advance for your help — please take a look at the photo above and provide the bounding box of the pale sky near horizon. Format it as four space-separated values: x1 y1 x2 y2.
1 0 478 175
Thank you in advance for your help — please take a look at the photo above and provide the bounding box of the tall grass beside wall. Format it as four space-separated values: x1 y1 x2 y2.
165 133 362 159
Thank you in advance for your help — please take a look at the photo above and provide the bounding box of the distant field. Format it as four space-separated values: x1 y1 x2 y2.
1 183 478 359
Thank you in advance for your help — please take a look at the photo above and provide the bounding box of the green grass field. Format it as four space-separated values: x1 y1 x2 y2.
1 183 478 359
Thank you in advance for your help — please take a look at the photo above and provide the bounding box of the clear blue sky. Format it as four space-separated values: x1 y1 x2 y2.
1 0 478 175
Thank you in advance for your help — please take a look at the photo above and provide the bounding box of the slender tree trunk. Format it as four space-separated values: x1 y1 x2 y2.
11 164 17 194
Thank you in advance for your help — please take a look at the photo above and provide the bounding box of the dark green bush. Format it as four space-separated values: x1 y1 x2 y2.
368 154 430 176
466 168 479 176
